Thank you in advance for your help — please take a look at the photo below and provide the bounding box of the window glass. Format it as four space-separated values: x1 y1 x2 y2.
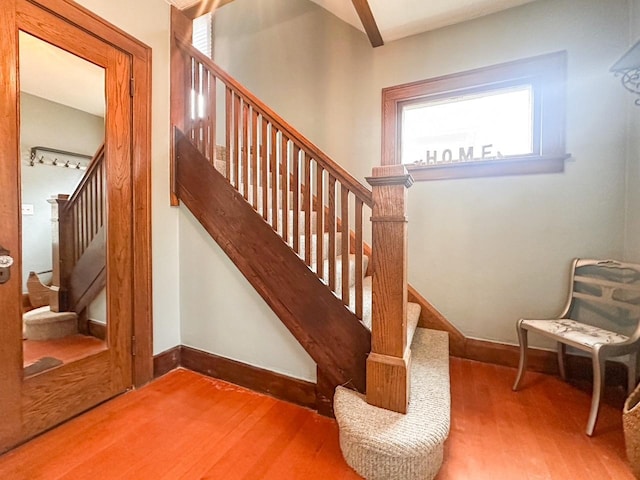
401 85 533 165
382 52 568 180
192 12 213 58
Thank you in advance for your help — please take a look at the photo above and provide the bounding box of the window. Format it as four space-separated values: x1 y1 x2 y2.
190 13 213 121
192 12 213 58
382 52 569 180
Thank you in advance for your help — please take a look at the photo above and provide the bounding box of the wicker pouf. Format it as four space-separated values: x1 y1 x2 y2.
624 383 640 479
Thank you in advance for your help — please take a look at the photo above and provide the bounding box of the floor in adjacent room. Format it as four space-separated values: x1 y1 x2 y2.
0 358 633 479
23 334 106 369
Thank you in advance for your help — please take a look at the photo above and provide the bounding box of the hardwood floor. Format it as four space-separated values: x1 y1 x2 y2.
440 358 633 479
0 359 633 479
23 334 106 367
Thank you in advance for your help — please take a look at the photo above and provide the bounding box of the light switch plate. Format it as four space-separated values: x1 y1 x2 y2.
22 204 34 215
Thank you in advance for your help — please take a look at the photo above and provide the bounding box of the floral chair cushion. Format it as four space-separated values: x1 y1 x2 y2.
521 319 628 348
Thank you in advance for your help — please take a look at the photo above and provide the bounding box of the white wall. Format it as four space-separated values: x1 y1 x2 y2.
177 0 366 382
179 209 316 381
20 93 102 290
75 0 181 354
212 0 633 350
66 0 637 377
625 0 640 262
70 0 316 373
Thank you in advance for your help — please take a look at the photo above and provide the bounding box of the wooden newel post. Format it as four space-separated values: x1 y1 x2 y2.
365 164 414 413
48 195 70 312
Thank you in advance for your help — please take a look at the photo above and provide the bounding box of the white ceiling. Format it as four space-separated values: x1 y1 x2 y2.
19 31 105 117
165 0 200 9
310 0 539 43
169 0 539 43
17 0 540 116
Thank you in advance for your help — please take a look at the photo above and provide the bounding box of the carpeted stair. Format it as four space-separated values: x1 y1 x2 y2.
216 155 450 479
334 329 450 480
23 306 78 341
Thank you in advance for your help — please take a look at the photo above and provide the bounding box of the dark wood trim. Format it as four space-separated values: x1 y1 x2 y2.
315 367 334 417
174 38 373 207
61 145 104 211
181 346 317 410
153 346 182 379
87 320 106 341
381 51 568 179
68 233 105 314
460 338 627 388
182 0 236 20
0 0 152 452
31 0 148 58
170 7 192 207
406 154 570 181
175 129 371 394
30 0 153 387
408 285 466 357
351 0 383 48
130 43 154 389
0 0 23 450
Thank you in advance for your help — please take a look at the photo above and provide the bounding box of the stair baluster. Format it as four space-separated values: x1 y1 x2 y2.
172 37 387 399
51 145 106 314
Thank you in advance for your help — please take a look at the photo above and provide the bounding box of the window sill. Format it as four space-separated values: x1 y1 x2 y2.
405 154 571 181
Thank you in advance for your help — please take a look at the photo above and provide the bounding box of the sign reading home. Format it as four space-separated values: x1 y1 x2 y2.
400 85 534 166
414 144 498 165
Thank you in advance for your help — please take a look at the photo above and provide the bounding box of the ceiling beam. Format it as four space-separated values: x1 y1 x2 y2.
351 0 384 48
182 0 236 20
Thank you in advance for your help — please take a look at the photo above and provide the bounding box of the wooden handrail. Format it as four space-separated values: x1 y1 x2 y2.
54 143 106 313
63 143 105 214
175 128 371 393
170 19 422 416
175 36 373 206
175 38 375 319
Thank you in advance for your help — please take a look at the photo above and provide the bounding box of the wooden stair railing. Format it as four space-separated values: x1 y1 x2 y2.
175 128 371 397
50 144 106 315
171 28 411 413
174 38 373 321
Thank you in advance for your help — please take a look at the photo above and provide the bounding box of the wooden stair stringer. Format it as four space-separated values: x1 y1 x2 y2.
67 228 106 315
175 129 371 393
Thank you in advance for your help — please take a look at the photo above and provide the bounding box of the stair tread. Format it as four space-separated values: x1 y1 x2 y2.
308 253 368 289
354 276 421 347
334 328 450 479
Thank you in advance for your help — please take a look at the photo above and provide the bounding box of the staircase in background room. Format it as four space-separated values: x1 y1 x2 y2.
23 144 106 341
170 6 450 479
52 144 106 321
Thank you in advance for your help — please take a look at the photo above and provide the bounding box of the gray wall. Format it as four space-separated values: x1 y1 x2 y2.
182 0 636 368
75 0 181 354
625 0 640 262
20 93 103 290
65 0 638 378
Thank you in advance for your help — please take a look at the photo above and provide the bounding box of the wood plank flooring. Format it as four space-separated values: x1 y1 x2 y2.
0 359 634 479
23 334 106 367
439 358 633 479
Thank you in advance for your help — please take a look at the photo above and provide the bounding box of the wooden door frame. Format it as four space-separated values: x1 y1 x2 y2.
7 0 153 387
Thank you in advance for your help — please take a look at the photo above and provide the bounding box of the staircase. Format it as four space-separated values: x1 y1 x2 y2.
170 10 450 479
22 145 106 341
51 145 106 321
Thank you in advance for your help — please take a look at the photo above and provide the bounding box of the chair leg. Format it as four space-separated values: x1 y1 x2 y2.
557 342 567 381
513 323 528 391
586 351 606 436
628 351 638 396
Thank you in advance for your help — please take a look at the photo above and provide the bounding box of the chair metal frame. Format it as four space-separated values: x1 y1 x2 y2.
513 258 640 436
